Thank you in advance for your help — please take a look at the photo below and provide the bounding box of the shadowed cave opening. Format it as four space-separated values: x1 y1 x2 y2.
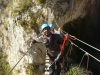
62 17 100 75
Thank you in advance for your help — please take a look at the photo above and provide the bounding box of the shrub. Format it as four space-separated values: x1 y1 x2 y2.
19 20 28 29
26 64 35 75
0 51 12 75
67 66 83 75
29 18 35 29
35 0 46 5
27 63 44 75
18 0 33 13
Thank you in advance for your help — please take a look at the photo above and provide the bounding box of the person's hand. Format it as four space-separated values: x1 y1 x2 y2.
30 42 33 48
30 40 37 48
58 27 62 31
69 35 76 40
54 53 61 62
64 33 69 39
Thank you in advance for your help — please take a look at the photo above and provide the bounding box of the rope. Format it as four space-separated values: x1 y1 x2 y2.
86 54 89 70
7 47 31 75
69 40 100 63
7 44 44 75
62 42 73 69
47 0 100 73
60 35 68 54
54 20 100 67
54 20 100 52
62 30 100 52
76 38 100 52
79 54 86 67
48 0 100 55
66 42 73 57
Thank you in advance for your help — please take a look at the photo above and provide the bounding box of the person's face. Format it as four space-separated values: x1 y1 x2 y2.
43 27 51 36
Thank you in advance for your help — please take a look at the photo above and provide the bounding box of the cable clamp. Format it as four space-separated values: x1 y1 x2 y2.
71 42 73 45
85 52 89 56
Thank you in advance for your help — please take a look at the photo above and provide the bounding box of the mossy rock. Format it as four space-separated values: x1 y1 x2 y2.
0 51 12 75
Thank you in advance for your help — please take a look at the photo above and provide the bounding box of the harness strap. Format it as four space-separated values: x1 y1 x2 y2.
60 34 68 54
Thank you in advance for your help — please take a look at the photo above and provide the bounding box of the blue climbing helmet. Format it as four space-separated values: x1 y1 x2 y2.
41 23 50 31
49 24 54 29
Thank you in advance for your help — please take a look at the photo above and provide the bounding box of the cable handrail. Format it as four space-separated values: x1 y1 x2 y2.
69 40 100 63
7 47 31 75
54 21 100 52
76 38 100 52
62 30 100 52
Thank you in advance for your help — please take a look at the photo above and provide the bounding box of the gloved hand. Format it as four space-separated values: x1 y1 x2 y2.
32 40 36 44
54 53 61 62
30 40 37 48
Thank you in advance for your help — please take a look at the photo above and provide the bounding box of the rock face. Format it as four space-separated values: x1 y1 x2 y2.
0 0 100 75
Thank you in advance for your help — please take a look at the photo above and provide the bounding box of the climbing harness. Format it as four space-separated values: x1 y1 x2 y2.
60 34 68 54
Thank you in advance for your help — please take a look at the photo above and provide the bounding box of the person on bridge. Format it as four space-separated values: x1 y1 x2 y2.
49 24 61 34
30 23 70 75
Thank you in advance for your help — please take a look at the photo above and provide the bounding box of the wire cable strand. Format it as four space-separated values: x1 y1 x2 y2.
62 30 100 52
7 47 31 75
54 20 100 52
69 40 100 63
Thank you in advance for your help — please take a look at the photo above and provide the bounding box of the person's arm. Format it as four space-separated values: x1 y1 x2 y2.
30 36 43 47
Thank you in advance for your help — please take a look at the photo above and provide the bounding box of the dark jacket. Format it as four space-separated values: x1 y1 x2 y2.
32 33 63 58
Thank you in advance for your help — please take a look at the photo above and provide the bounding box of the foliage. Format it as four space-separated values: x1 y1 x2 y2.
36 17 43 26
0 51 12 75
29 13 34 18
67 66 83 75
17 0 33 13
35 0 46 5
27 63 44 75
29 18 35 29
11 0 33 17
27 64 38 75
29 12 41 34
36 11 44 26
19 20 28 29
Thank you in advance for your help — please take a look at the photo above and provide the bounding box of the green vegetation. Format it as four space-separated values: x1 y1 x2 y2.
67 66 83 75
17 0 33 13
18 17 39 33
27 63 44 75
28 12 43 34
19 20 28 29
27 64 35 75
16 69 21 74
29 18 36 29
35 0 46 5
36 17 44 26
10 0 33 17
4 0 43 34
0 51 12 75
